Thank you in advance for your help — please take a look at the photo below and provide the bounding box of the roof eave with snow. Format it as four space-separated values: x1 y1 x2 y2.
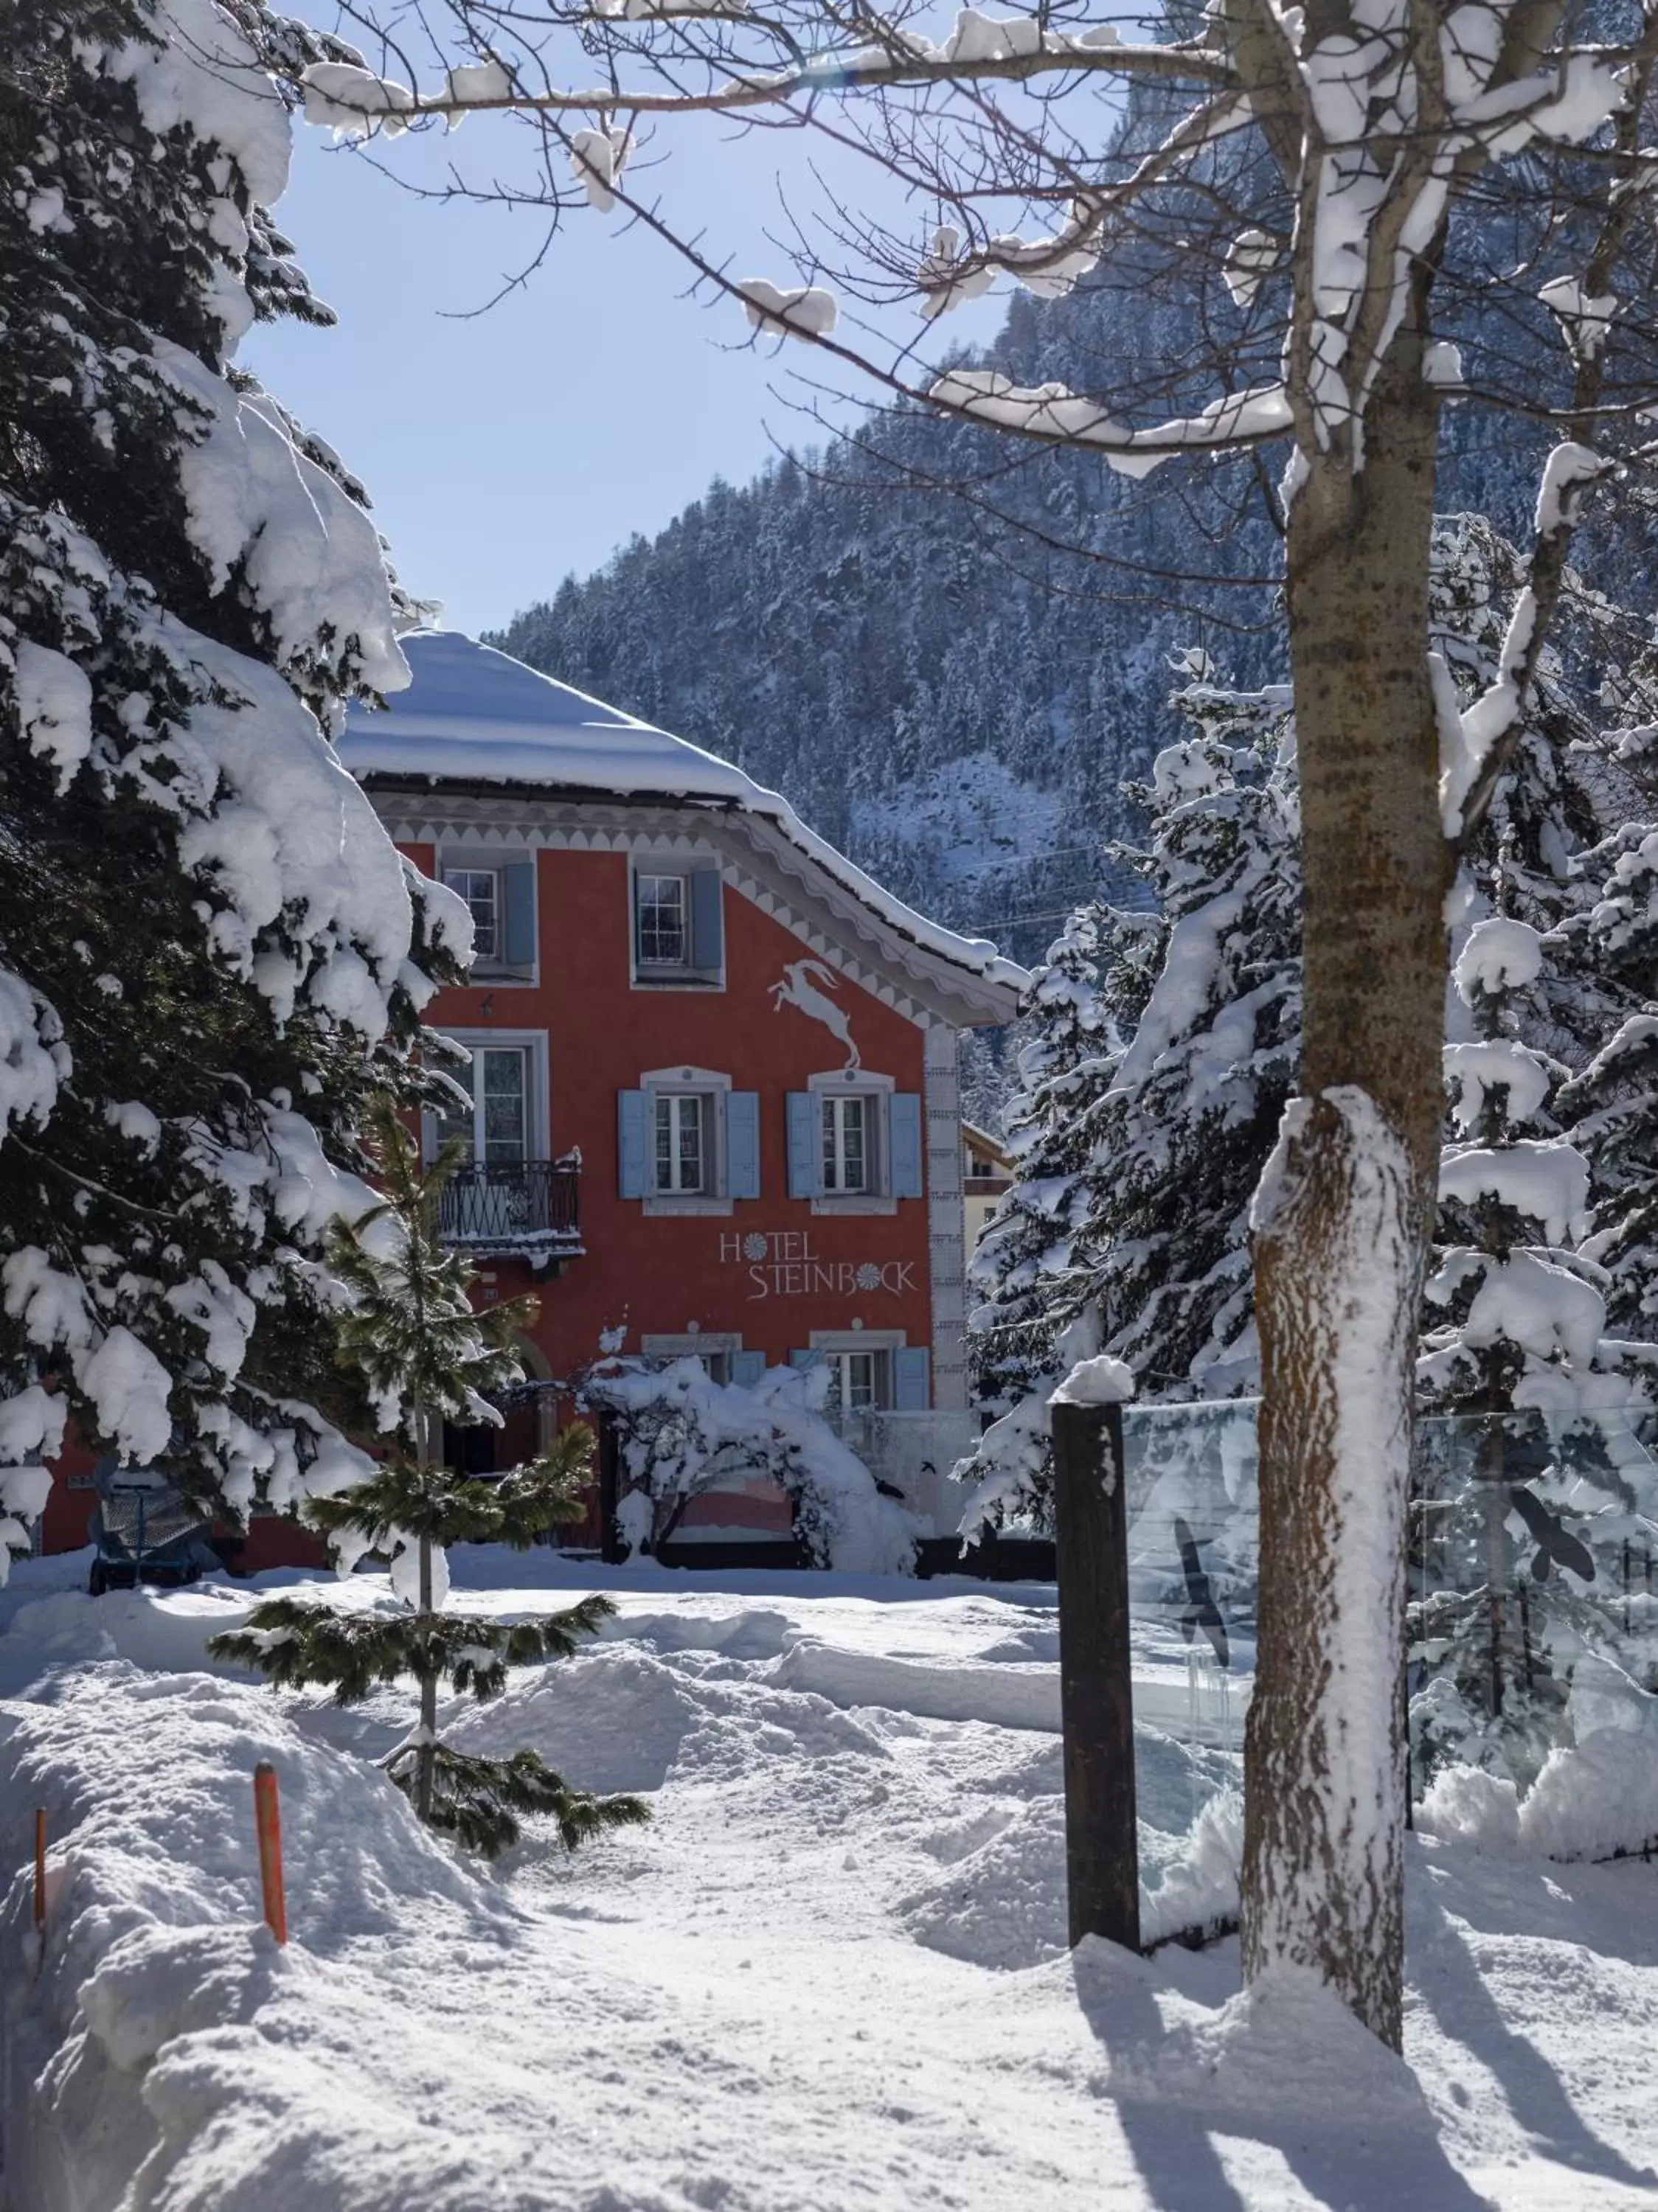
341 633 1030 1025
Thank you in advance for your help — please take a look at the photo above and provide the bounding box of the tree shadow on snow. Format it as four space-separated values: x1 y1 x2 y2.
1068 1940 1502 2212
1407 1863 1658 2195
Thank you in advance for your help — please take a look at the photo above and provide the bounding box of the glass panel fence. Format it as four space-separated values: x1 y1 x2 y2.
1109 1395 1658 1917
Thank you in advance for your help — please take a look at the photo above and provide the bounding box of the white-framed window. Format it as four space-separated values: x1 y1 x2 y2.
622 1068 753 1214
636 872 687 968
439 852 535 979
437 1043 530 1166
641 1332 743 1385
653 1090 710 1194
805 1329 924 1416
793 1073 916 1214
443 866 500 963
825 1346 889 1412
629 859 724 986
821 1093 873 1195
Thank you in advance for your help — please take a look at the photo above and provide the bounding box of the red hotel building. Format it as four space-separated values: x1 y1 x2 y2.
345 627 1024 1426
38 632 1025 1562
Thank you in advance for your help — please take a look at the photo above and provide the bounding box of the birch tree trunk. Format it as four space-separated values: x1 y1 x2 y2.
1241 308 1450 2050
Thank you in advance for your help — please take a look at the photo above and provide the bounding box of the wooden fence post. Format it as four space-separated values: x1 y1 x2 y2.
1051 1393 1142 1952
253 1762 288 1945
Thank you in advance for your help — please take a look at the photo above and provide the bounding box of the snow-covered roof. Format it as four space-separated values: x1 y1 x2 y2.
340 632 1028 1001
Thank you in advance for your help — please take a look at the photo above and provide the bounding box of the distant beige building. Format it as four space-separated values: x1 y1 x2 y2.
962 1123 1015 1250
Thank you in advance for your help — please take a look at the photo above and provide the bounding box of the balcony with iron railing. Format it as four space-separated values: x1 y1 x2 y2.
437 1156 583 1264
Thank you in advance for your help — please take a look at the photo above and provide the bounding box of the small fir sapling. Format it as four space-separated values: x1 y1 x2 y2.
210 1105 648 1856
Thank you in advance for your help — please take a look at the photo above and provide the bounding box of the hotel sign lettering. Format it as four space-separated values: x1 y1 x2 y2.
718 1230 918 1301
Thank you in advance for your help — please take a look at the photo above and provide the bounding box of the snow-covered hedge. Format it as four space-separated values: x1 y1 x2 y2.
586 1357 919 1573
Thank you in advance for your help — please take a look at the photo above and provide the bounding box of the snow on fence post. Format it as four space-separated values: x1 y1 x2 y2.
253 1763 288 1946
32 1807 45 1935
1050 1361 1141 1952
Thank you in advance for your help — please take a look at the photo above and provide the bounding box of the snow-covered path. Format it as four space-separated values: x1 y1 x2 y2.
2 1553 1655 2211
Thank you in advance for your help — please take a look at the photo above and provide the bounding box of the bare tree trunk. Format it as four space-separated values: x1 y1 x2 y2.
1243 315 1449 2050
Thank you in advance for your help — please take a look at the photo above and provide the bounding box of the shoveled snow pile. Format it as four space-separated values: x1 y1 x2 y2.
4 1554 1657 2211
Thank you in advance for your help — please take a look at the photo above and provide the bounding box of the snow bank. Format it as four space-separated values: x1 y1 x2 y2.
0 1665 514 2212
1517 1730 1658 1862
4 1560 1657 2207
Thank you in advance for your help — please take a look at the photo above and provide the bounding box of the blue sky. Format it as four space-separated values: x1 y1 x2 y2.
249 116 1002 637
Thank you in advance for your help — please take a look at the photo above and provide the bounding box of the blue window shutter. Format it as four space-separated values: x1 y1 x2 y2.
892 1346 931 1411
786 1093 819 1199
502 860 535 967
617 1090 648 1199
726 1092 760 1200
690 869 724 970
889 1093 924 1198
731 1349 766 1388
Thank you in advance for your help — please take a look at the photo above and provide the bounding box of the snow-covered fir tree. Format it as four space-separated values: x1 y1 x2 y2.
1412 897 1658 1790
1075 665 1302 1403
210 1109 649 1855
960 522 1648 1543
0 1 468 1575
955 903 1120 1530
1555 690 1658 1337
958 667 1300 1531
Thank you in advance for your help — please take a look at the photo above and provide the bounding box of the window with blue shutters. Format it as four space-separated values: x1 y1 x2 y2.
792 1086 925 1203
620 1071 747 1209
440 854 535 980
631 860 724 984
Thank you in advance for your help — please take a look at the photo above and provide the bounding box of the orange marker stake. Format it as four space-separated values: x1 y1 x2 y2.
253 1761 288 1945
32 1807 45 1935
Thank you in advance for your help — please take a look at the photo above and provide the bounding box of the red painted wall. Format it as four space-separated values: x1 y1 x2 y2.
32 840 946 1568
409 841 939 1387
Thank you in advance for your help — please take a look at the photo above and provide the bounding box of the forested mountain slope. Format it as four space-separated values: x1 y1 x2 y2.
493 272 1630 973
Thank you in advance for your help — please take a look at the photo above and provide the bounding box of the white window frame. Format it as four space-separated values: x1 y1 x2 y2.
443 865 501 964
639 1065 733 1217
808 1069 897 1217
653 1089 710 1195
821 1092 874 1197
628 852 726 990
808 1329 906 1413
641 1332 743 1386
426 1030 549 1166
635 869 689 970
438 844 537 985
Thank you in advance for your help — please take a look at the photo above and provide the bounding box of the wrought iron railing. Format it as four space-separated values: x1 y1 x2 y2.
437 1161 581 1249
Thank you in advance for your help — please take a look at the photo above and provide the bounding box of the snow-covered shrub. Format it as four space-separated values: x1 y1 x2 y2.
584 1355 918 1573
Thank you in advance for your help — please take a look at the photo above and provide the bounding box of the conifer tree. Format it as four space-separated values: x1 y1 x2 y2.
960 524 1644 1545
956 902 1119 1530
1076 664 1303 1402
1412 900 1658 1788
0 1 467 1573
211 1107 649 1857
1555 706 1658 1336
